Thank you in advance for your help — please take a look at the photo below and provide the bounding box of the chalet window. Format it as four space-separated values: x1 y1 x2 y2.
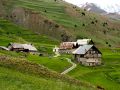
80 55 84 57
93 51 96 53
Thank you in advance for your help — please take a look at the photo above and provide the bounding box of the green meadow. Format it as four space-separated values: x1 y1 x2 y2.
68 48 120 90
0 65 93 90
0 0 120 89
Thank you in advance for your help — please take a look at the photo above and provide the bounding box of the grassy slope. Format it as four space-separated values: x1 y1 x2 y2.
0 55 95 90
27 55 71 72
1 0 120 47
0 66 87 90
68 48 120 90
0 19 58 54
0 0 120 89
0 18 72 72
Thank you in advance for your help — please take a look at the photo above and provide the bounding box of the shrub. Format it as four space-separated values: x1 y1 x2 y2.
55 24 59 28
109 44 111 47
81 12 85 16
103 30 106 34
106 42 108 44
44 10 47 12
82 23 85 26
95 20 98 23
91 21 94 24
74 24 77 28
103 22 108 27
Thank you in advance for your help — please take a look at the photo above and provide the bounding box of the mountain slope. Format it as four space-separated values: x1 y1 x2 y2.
81 3 107 14
80 2 120 20
0 18 59 54
0 0 120 47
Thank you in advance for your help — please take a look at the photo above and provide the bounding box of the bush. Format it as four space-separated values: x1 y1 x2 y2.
44 10 47 12
74 24 77 28
82 23 85 26
55 24 59 28
81 12 85 16
91 21 94 24
106 42 108 44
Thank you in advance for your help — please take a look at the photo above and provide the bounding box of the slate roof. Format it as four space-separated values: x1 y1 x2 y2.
72 45 93 54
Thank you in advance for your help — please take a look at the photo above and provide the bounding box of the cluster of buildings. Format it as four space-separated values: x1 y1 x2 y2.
0 39 102 67
53 39 102 66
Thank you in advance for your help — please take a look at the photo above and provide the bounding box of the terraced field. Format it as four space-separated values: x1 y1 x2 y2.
1 0 120 46
0 19 59 54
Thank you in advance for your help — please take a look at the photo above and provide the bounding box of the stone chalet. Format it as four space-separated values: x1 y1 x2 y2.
72 45 102 66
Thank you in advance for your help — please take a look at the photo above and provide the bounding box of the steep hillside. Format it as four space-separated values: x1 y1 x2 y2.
0 19 59 54
0 0 120 47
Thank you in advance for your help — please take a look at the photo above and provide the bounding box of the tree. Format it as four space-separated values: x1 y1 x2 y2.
91 21 94 24
74 24 77 28
82 23 85 26
106 42 108 44
44 10 47 13
109 44 111 47
103 30 106 34
81 12 85 16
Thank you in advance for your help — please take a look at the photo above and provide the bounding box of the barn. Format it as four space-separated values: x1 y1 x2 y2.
8 43 37 54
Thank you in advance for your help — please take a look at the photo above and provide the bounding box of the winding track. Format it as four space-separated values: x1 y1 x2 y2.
61 58 77 75
53 51 77 74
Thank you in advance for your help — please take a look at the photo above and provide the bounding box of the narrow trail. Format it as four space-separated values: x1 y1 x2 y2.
53 52 60 57
61 58 77 75
53 51 77 74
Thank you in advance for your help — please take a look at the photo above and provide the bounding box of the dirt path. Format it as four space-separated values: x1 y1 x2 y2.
61 58 77 75
53 52 60 57
53 51 77 74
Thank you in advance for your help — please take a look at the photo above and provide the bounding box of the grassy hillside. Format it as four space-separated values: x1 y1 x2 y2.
0 19 59 54
0 66 89 90
68 48 120 90
0 0 120 47
27 54 71 72
0 55 96 90
0 0 120 90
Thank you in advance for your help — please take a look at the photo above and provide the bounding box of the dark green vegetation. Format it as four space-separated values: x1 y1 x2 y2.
69 48 120 90
0 0 120 46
